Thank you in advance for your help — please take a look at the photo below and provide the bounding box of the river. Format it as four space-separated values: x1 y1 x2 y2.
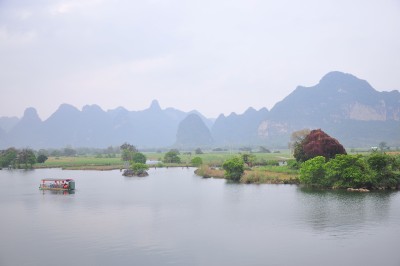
0 168 399 266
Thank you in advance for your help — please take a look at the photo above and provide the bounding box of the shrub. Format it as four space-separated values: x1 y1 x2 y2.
299 156 327 186
132 152 146 164
367 152 400 188
191 157 203 167
325 154 374 189
164 150 181 163
222 156 244 182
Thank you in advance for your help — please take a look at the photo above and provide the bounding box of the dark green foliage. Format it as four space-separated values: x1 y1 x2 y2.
18 149 36 169
131 152 146 164
299 156 327 187
191 157 203 166
299 153 400 189
195 148 203 154
164 149 181 163
37 154 48 163
222 156 244 181
120 143 138 161
294 129 346 162
367 152 400 188
325 154 374 189
287 159 300 170
131 163 149 175
0 147 18 167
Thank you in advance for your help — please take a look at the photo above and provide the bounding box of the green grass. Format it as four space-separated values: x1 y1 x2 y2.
152 151 293 166
36 156 124 169
34 151 294 170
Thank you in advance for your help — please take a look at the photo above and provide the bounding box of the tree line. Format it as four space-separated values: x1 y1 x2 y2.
220 129 400 189
0 148 38 169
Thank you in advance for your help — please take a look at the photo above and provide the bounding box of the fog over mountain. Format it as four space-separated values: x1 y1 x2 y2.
0 71 399 149
175 114 213 148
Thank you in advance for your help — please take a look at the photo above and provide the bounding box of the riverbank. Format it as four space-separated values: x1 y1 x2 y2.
195 165 299 184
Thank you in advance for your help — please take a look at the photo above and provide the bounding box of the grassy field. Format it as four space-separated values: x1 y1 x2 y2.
35 156 124 170
34 152 298 184
195 164 299 184
153 151 293 166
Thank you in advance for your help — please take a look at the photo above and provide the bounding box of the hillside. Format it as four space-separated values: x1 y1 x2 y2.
0 71 399 149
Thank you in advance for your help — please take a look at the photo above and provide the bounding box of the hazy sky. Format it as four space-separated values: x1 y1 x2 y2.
1 0 399 119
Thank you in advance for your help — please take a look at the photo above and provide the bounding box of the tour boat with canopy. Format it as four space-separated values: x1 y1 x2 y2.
39 178 75 191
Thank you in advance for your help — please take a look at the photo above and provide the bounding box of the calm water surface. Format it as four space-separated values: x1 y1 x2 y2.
0 168 399 266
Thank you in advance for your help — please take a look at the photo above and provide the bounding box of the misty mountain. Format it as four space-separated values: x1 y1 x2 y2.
175 114 213 148
0 71 399 149
0 116 19 132
8 107 43 147
1 100 214 149
261 71 400 147
211 107 269 146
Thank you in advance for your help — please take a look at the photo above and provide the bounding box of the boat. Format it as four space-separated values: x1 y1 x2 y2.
39 178 75 191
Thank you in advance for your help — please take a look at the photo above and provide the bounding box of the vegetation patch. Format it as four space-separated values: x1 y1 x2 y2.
241 167 299 184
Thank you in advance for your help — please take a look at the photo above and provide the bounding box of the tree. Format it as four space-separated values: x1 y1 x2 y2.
191 157 203 166
378 141 389 152
123 162 149 177
367 152 399 188
222 156 244 182
241 153 256 167
121 149 133 162
299 156 328 187
325 154 374 189
37 154 48 163
195 148 203 154
293 129 346 162
164 149 181 163
63 147 76 157
132 152 146 164
18 149 36 169
120 143 138 161
289 129 310 152
0 147 18 168
131 163 149 176
120 142 138 153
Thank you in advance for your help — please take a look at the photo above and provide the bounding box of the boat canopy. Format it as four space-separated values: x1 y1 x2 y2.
41 178 74 182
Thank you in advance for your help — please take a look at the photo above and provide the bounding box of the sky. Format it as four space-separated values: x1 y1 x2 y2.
0 0 399 120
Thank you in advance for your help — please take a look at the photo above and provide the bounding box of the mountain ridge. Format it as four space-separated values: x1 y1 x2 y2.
1 71 399 149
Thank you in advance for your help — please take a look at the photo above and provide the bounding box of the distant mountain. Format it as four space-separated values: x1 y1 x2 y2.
0 100 215 149
8 107 43 147
0 116 19 132
0 72 399 149
175 114 213 148
211 107 269 146
261 71 400 147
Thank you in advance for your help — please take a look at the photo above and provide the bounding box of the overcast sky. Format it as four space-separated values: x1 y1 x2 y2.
1 0 399 120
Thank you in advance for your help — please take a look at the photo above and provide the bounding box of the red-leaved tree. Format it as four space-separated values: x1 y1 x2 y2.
294 129 346 162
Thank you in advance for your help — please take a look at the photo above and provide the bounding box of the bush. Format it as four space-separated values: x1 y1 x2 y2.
164 150 181 163
37 154 48 163
222 156 244 182
299 156 327 186
191 157 203 167
132 152 146 164
325 154 374 189
367 152 400 188
299 153 400 189
128 163 149 176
